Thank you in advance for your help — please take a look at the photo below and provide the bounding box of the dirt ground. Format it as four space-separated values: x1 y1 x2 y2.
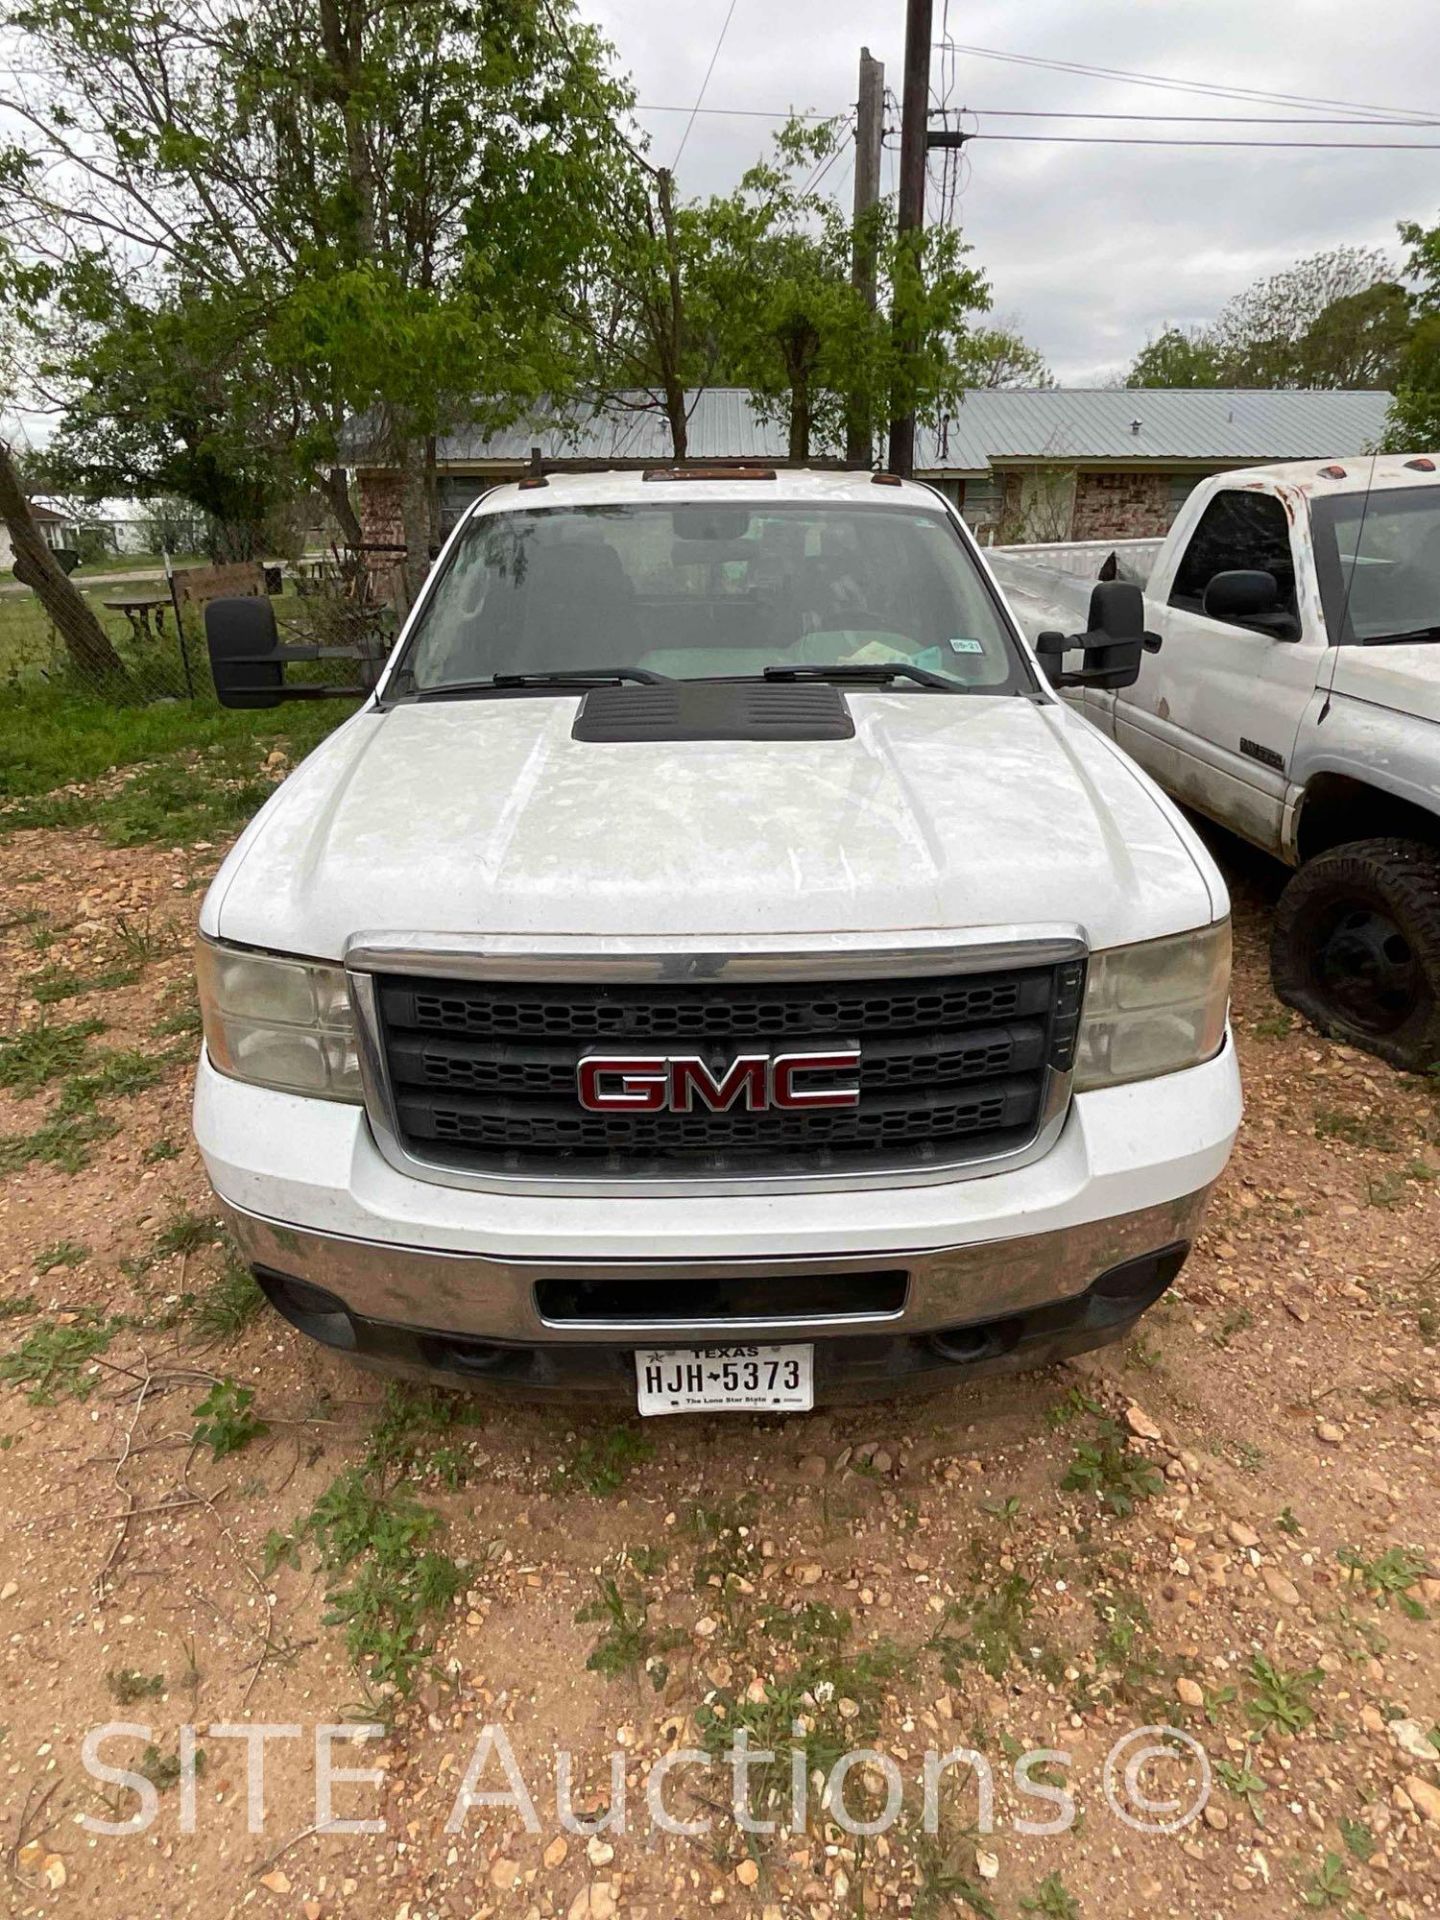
0 797 1437 1920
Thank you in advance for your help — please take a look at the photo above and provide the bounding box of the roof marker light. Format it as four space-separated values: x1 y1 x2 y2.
872 472 904 487
1317 464 1348 479
1404 456 1437 471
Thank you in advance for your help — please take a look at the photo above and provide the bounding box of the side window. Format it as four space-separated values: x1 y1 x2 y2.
1169 490 1297 620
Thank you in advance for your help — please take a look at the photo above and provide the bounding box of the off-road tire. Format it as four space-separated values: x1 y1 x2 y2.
1271 837 1440 1071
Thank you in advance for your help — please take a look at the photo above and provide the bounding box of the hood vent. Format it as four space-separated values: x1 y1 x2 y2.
572 679 855 743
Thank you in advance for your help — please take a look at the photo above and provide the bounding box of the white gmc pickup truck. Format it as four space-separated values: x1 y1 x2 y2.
992 456 1440 1072
193 469 1239 1413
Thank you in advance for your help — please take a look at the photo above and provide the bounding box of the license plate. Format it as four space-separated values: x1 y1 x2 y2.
635 1343 814 1416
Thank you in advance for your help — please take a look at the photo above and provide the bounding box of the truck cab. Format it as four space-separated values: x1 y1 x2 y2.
994 457 1440 1070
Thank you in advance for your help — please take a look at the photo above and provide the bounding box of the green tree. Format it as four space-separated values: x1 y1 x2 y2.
1386 214 1440 449
3 0 632 593
1127 248 1403 390
1126 327 1225 388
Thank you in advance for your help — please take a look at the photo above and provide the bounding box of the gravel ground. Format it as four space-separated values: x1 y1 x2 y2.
0 791 1436 1920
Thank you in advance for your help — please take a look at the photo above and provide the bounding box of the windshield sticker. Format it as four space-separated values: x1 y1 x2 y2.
948 637 985 655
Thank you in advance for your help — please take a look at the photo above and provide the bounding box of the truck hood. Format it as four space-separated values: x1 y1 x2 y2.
1329 643 1440 725
205 693 1221 957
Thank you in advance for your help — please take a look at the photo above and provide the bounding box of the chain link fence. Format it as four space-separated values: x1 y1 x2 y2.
0 551 405 707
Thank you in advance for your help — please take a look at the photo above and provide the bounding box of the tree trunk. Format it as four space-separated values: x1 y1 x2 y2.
664 383 689 462
316 465 363 550
0 439 129 685
788 380 812 464
656 169 688 462
396 439 430 610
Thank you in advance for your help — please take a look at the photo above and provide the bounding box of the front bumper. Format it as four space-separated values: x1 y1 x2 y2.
196 1037 1240 1393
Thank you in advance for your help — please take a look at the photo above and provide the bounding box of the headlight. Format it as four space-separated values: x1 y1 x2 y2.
1075 920 1230 1092
196 937 362 1101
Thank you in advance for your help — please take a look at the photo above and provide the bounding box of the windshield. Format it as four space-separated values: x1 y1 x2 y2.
1312 485 1440 644
391 501 1031 695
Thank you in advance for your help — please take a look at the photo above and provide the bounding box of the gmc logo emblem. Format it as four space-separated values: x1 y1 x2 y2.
577 1049 862 1114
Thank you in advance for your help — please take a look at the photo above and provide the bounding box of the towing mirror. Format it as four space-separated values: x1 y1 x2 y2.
205 596 367 709
1035 581 1160 692
1202 568 1299 638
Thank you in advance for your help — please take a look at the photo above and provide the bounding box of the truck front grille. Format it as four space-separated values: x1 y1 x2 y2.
372 959 1084 1180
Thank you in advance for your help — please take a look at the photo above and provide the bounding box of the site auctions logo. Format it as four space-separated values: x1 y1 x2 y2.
79 1720 1212 1840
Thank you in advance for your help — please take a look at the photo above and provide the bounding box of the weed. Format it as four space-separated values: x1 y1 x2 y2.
911 1831 999 1920
629 1544 668 1577
1060 1423 1163 1516
576 1573 684 1688
1045 1386 1102 1429
58 1047 166 1115
1253 1009 1294 1039
139 1744 205 1793
0 1311 117 1402
153 1209 223 1260
1277 1505 1302 1536
191 1378 268 1459
153 1003 202 1039
1213 1307 1254 1348
928 1570 1036 1683
33 1239 87 1273
1314 1106 1397 1152
191 1256 265 1340
0 1017 103 1095
553 1426 654 1497
142 1138 180 1164
111 914 176 965
364 1382 478 1479
1339 1814 1375 1861
1300 1850 1353 1909
1214 1756 1267 1823
1020 1875 1081 1919
1246 1653 1322 1736
0 1108 117 1174
108 1669 164 1705
29 964 82 1005
1337 1545 1431 1618
276 1459 465 1692
103 755 279 849
0 1293 36 1321
979 1495 1021 1524
1124 1336 1162 1373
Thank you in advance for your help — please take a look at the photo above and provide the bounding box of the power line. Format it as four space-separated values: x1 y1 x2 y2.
637 103 838 120
935 41 1437 123
963 108 1440 126
672 0 740 169
970 131 1440 149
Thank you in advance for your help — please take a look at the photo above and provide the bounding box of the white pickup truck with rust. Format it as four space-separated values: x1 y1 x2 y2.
992 455 1440 1071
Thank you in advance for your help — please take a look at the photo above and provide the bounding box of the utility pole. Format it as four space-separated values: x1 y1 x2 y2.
887 0 932 478
845 47 884 466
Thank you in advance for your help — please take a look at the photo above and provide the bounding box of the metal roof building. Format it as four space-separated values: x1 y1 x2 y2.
349 386 1399 545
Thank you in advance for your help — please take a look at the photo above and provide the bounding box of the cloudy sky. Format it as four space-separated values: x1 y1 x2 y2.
582 0 1440 384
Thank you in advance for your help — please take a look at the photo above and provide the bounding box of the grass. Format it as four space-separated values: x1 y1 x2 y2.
33 1239 87 1272
1020 1876 1081 1920
152 1208 223 1259
191 1256 266 1339
0 1017 105 1095
552 1425 654 1496
1313 1106 1399 1152
0 1310 118 1403
576 1569 686 1689
0 1108 117 1174
928 1569 1037 1683
0 678 348 805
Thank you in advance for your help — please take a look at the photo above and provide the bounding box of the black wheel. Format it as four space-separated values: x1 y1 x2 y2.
1271 838 1440 1070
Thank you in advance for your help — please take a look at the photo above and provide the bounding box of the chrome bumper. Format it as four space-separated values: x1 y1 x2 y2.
219 1187 1213 1346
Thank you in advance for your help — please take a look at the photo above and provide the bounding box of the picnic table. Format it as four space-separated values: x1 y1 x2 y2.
102 589 173 644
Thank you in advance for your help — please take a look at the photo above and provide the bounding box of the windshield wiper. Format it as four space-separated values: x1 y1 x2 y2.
761 662 963 691
1361 626 1440 647
414 666 671 700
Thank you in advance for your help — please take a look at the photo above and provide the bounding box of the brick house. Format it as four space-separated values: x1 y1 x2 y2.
348 386 1394 549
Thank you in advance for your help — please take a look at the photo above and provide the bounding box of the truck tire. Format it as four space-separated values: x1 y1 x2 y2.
1271 838 1440 1071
